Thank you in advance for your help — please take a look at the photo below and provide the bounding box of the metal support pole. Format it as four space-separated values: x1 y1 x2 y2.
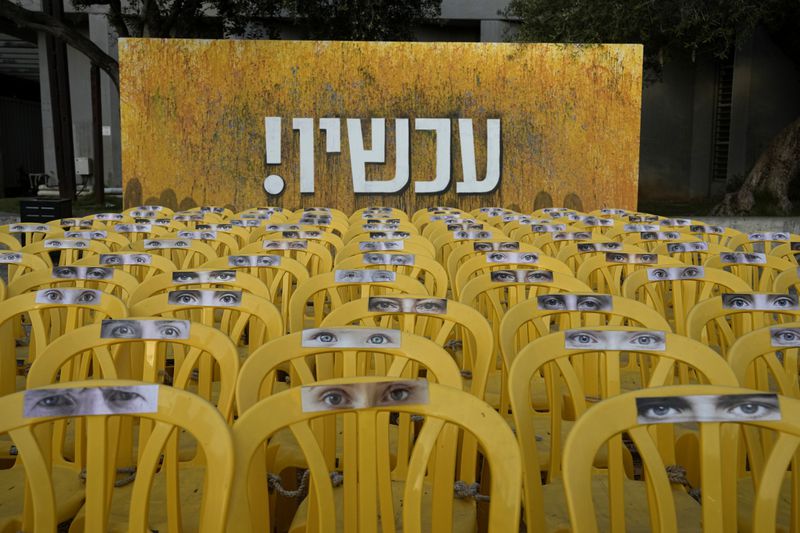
91 64 105 204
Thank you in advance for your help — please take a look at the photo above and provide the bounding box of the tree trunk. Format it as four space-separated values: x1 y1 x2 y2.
711 115 800 216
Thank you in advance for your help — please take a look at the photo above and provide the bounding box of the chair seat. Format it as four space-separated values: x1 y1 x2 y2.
541 475 702 532
290 478 477 533
0 463 85 530
737 473 794 533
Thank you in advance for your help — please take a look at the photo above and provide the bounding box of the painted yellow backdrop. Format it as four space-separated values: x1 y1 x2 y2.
120 39 643 212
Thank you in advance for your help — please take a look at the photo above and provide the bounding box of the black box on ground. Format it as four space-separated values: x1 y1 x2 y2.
19 198 72 222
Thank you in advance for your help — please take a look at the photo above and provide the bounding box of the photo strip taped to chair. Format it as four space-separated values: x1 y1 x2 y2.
368 296 447 314
574 216 614 227
473 241 520 251
114 224 153 233
748 232 789 242
200 206 225 214
362 253 415 266
94 213 124 221
130 210 159 218
177 230 217 240
577 243 623 253
690 225 724 234
99 253 153 266
100 319 190 339
301 379 428 412
24 385 159 418
447 223 484 231
360 240 404 251
52 266 114 280
485 251 539 264
261 240 307 250
552 232 592 241
370 231 411 239
173 214 203 222
636 393 780 424
666 242 708 253
149 219 173 226
229 254 282 267
0 252 21 263
197 224 233 232
301 327 401 348
490 269 553 283
531 224 566 233
335 270 396 283
640 231 681 241
282 231 321 239
168 289 242 306
266 224 300 231
538 294 612 312
35 288 103 305
647 266 705 281
605 252 657 264
363 223 400 231
8 224 49 233
659 218 692 227
60 219 94 228
143 239 191 249
623 224 659 232
627 215 659 223
770 327 800 347
172 270 237 283
364 218 400 225
65 230 108 239
601 208 628 216
721 293 799 311
720 252 767 264
231 219 262 227
44 239 90 249
564 329 666 351
452 230 493 240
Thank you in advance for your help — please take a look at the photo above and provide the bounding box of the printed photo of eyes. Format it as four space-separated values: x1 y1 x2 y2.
228 254 282 267
489 269 554 283
719 252 767 264
173 214 203 221
52 266 114 280
299 217 332 225
232 219 261 227
10 224 49 233
261 240 307 250
136 205 163 211
359 241 404 251
171 270 236 283
552 232 592 241
301 327 401 348
721 293 799 310
143 239 190 249
177 231 217 240
131 211 158 218
582 217 613 226
748 232 789 242
200 206 225 213
65 230 107 240
362 253 415 266
623 224 659 233
100 319 190 339
453 230 493 240
115 223 148 232
365 218 400 224
24 385 159 418
94 213 123 220
473 241 520 252
167 289 242 306
485 251 539 264
770 327 800 347
666 242 709 253
368 297 447 314
636 393 780 424
35 288 102 305
531 224 566 233
537 294 612 312
605 252 657 264
289 231 321 239
370 231 411 239
0 252 21 263
363 223 400 231
564 329 667 351
334 269 397 283
647 266 704 281
44 239 89 249
301 379 428 412
152 219 172 226
99 253 152 265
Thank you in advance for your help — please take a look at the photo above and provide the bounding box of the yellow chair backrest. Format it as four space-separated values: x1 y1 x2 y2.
576 252 683 295
0 250 50 285
252 228 345 256
229 377 521 533
71 251 176 283
126 269 271 307
652 239 733 266
8 267 140 303
130 237 218 269
445 239 542 288
336 238 434 263
22 238 111 266
453 252 572 299
727 322 800 397
344 222 419 243
240 238 333 276
773 265 800 294
2 222 53 247
335 253 448 298
704 252 795 291
555 242 647 275
726 231 797 254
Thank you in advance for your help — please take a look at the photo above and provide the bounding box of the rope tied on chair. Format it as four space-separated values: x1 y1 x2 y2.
459 370 473 379
267 470 344 500
666 464 701 502
445 340 463 351
79 466 137 487
454 481 490 502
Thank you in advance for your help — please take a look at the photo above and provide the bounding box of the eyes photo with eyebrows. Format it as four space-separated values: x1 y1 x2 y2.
368 296 448 314
167 289 242 307
537 294 612 312
489 269 554 283
228 254 281 267
99 253 152 265
0 252 21 263
531 224 566 233
485 251 539 264
720 252 767 264
24 385 159 418
748 232 788 242
564 329 667 351
370 231 410 239
35 288 102 305
359 241 403 251
334 269 396 283
44 239 89 249
143 239 190 249
623 224 659 232
51 266 114 280
100 319 190 339
362 253 415 266
666 242 709 253
770 327 800 347
171 270 237 283
301 379 429 413
635 393 781 424
721 293 799 311
473 241 520 251
65 230 107 239
261 240 307 250
301 327 401 348
647 266 704 281
605 252 657 264
552 232 592 241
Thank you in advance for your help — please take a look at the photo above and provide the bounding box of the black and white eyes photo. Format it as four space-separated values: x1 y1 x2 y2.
167 289 242 307
577 243 598 252
532 224 565 233
666 242 708 253
200 206 225 213
362 253 415 266
35 288 102 305
335 269 396 283
144 239 190 249
172 270 237 283
721 293 799 311
296 231 321 239
301 327 400 349
301 380 428 413
454 230 492 240
44 239 89 249
368 296 447 314
770 327 800 347
564 329 667 351
473 241 520 252
647 266 704 281
94 213 123 221
100 319 190 339
262 240 308 250
636 393 780 424
52 266 114 280
65 230 107 239
537 294 612 312
720 252 766 264
0 252 21 263
624 224 658 232
10 224 49 233
370 231 410 239
485 252 539 264
99 253 151 265
605 252 657 264
747 232 788 242
552 232 591 241
490 269 554 283
24 385 158 418
359 241 403 251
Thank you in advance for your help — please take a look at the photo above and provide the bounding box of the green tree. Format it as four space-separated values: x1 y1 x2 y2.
507 0 800 215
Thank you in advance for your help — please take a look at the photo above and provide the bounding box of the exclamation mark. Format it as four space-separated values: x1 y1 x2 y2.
264 117 285 195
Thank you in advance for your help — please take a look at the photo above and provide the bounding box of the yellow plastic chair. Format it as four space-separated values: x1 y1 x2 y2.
652 240 733 266
71 251 176 283
130 238 218 269
704 252 795 291
433 229 505 266
253 228 345 257
683 224 742 247
191 222 251 249
336 238 435 263
229 377 521 533
240 239 333 277
621 265 752 334
335 253 448 298
22 238 111 266
577 252 683 295
563 385 799 533
170 229 241 256
453 253 573 300
622 231 702 252
8 267 140 303
727 321 800 397
768 242 800 264
0 231 22 252
0 381 233 533
46 228 133 252
445 239 542 287
131 291 284 357
126 268 272 307
0 250 50 285
1 222 53 246
555 242 648 275
726 231 797 254
685 295 800 357
773 266 800 294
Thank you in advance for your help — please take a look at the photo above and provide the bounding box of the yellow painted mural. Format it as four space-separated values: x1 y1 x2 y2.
120 39 643 213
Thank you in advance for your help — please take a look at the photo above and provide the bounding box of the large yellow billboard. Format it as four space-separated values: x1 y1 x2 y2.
120 39 642 212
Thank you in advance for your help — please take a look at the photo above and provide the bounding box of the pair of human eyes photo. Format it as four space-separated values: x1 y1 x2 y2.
301 380 428 412
564 329 666 350
371 231 410 238
100 319 189 339
532 225 564 232
168 290 242 306
537 294 611 312
36 288 101 305
145 240 189 248
52 266 113 280
635 394 780 424
720 252 766 264
23 385 157 418
361 241 402 251
606 252 656 263
178 231 216 240
172 270 236 283
335 270 395 283
65 231 107 239
262 240 307 250
301 328 400 348
490 269 553 283
486 252 539 263
647 267 703 281
100 254 151 265
11 224 47 232
553 232 591 240
625 224 658 232
474 242 519 251
46 240 88 249
94 213 122 220
363 253 414 266
770 327 800 347
641 232 679 240
722 294 798 310
0 252 21 262
368 297 447 314
200 206 225 213
748 232 788 241
455 231 492 239
667 243 708 253
115 225 150 232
